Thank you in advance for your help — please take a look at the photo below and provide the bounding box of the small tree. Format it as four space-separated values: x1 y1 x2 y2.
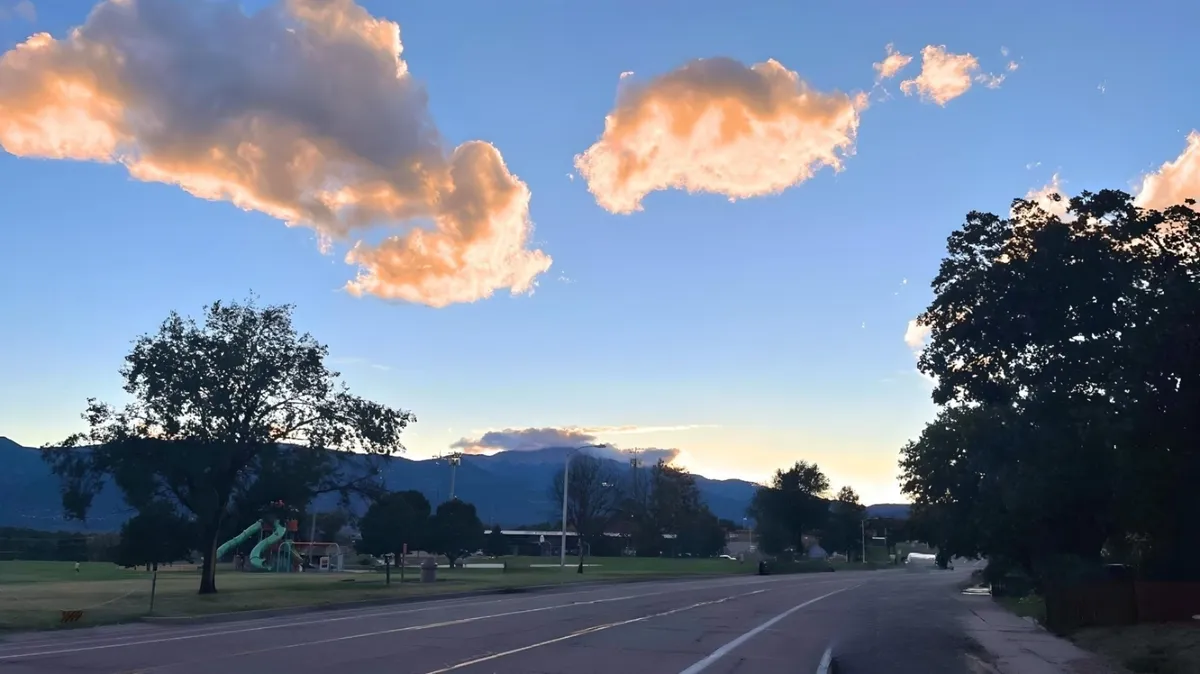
430 500 484 567
485 523 507 557
357 490 431 559
115 503 196 569
42 298 414 594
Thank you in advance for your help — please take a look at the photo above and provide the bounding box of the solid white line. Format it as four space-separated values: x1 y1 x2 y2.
0 590 648 657
421 590 767 674
0 573 844 660
815 644 835 674
676 584 859 674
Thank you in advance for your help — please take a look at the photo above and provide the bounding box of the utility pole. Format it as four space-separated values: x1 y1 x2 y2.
860 519 867 563
448 453 461 501
308 510 317 567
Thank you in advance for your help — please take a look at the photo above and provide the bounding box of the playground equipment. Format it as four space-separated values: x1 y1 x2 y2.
214 500 343 572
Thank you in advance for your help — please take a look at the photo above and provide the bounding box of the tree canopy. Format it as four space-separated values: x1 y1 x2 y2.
429 499 485 566
747 461 830 556
114 502 195 569
357 490 431 558
901 190 1200 582
42 298 415 593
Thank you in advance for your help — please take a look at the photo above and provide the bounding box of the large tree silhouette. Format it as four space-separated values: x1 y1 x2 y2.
43 298 414 594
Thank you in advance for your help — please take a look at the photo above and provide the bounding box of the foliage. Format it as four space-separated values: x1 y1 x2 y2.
312 510 350 543
114 502 195 568
823 486 866 558
485 524 507 557
356 490 431 558
429 500 484 566
624 460 712 557
747 461 830 555
901 190 1200 583
549 454 625 551
41 298 414 593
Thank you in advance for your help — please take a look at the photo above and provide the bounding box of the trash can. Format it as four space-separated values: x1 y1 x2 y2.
757 560 768 575
420 557 437 583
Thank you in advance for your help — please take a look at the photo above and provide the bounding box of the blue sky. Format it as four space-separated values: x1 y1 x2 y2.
1 0 1197 504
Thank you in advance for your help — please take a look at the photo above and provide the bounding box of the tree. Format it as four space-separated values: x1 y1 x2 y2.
42 298 414 594
823 486 866 559
357 490 431 559
430 500 484 567
549 454 624 554
748 461 830 556
115 503 196 569
485 523 507 557
677 506 727 557
313 510 350 543
903 189 1200 582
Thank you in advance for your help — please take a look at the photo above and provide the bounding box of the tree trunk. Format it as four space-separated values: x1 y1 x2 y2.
198 527 219 595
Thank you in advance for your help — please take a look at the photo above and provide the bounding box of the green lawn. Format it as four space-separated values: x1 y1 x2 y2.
0 557 750 632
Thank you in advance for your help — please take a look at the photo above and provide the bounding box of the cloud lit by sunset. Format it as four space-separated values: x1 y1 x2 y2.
575 57 868 214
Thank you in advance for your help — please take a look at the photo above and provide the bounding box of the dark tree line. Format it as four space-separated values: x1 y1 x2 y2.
356 490 485 567
547 454 728 560
901 190 1200 584
42 298 414 594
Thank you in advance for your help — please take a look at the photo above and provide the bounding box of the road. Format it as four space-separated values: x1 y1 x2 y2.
0 566 987 674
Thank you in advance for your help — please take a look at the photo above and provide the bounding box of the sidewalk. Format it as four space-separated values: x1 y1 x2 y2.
957 594 1129 674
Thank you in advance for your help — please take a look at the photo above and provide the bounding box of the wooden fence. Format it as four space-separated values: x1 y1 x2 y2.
1045 580 1200 633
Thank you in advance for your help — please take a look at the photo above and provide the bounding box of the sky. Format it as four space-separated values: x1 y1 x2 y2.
1 0 1198 505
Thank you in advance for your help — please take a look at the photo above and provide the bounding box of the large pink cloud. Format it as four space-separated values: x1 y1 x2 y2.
575 57 868 214
451 426 680 464
1136 131 1200 211
0 0 551 307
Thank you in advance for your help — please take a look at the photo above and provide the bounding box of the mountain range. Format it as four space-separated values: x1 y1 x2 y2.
0 437 909 531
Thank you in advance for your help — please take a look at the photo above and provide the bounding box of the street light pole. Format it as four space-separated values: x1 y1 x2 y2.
860 519 867 564
560 444 607 570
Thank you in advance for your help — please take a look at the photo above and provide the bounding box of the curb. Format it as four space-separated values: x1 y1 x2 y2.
138 573 733 626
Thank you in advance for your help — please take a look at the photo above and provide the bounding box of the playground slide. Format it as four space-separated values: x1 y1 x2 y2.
249 521 287 570
216 521 263 560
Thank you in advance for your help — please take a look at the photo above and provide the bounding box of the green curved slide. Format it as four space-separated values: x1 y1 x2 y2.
249 521 287 570
216 520 262 560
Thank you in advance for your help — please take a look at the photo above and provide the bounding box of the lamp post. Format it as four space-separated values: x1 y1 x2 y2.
560 444 608 570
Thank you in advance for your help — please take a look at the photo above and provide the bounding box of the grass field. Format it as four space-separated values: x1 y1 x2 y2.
0 556 752 632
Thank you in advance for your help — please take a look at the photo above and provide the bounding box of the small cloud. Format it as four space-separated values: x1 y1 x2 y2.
575 57 867 214
557 273 575 284
566 173 575 182
900 45 981 105
1000 46 1010 57
619 70 635 80
873 43 913 81
330 356 391 372
976 72 1006 89
1016 173 1071 220
904 319 931 351
1007 61 1019 72
1134 130 1200 211
901 278 908 285
13 0 33 21
862 321 867 329
1025 161 1042 170
451 426 684 464
1097 81 1107 94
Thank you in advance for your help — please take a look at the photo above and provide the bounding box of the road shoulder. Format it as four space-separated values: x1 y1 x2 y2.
958 594 1130 674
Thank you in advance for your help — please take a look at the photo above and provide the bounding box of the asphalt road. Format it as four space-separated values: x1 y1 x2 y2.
0 566 986 674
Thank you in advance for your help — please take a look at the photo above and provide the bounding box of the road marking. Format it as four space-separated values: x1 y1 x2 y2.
676 584 860 674
421 590 768 673
815 645 835 674
0 574 849 661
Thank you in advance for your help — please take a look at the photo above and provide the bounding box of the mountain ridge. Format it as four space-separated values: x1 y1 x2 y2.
0 437 909 530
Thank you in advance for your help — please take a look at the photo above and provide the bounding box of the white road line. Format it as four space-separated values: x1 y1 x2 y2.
815 644 835 674
676 584 860 674
421 589 768 674
0 574 850 661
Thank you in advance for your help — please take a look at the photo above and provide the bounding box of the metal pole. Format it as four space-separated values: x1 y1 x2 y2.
308 511 317 568
148 563 158 615
861 520 866 563
560 453 571 570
